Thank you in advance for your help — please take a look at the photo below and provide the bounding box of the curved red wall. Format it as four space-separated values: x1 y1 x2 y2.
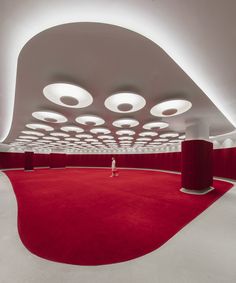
0 149 235 180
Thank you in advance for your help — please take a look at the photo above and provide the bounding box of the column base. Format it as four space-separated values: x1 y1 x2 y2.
180 187 215 195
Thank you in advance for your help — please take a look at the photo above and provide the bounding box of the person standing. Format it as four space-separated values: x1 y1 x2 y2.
111 157 118 177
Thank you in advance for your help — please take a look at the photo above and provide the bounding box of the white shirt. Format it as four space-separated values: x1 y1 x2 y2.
112 159 116 170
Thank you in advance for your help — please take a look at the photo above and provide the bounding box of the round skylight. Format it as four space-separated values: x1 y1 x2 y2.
90 128 111 134
112 118 139 128
150 99 192 117
153 138 169 142
43 136 60 141
26 123 54 131
104 92 146 113
97 135 114 140
43 83 93 108
143 121 169 130
61 126 84 133
32 111 67 123
136 137 152 141
75 115 104 126
75 134 93 139
118 136 134 140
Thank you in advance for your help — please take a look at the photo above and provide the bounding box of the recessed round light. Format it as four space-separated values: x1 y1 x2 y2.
32 111 67 123
26 123 54 131
65 138 80 141
43 136 60 141
143 122 169 130
21 130 44 136
75 115 105 126
160 132 179 138
118 136 134 140
168 139 181 143
15 139 31 142
50 132 70 137
139 131 158 137
43 83 93 108
136 137 152 141
116 130 135 136
179 134 186 139
75 134 93 139
18 135 38 140
61 126 84 133
97 135 114 140
153 138 169 142
90 128 111 134
104 92 146 113
112 118 139 128
150 99 192 117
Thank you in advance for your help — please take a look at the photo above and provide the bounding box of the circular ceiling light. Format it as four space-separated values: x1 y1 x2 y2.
143 122 169 130
97 135 114 140
104 92 146 113
168 140 181 143
37 139 52 143
119 140 132 144
65 138 80 142
26 123 54 131
90 128 111 134
136 137 152 141
112 118 139 128
61 126 84 133
75 115 104 126
139 131 158 137
160 132 179 138
19 135 38 140
32 111 67 123
150 99 192 117
85 139 99 142
75 134 93 139
179 134 186 139
43 83 93 108
153 138 169 142
21 130 44 136
116 130 135 136
103 140 116 143
50 132 70 137
15 139 31 142
43 136 60 141
118 136 134 140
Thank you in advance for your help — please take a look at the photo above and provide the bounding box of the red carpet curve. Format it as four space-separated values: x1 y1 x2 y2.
5 168 233 266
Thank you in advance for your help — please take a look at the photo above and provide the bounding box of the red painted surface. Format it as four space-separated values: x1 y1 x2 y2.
181 140 213 190
0 152 25 169
6 168 233 265
24 152 34 171
49 153 67 168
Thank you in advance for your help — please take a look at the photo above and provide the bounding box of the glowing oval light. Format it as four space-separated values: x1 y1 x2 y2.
18 135 38 140
43 136 60 141
143 122 169 130
61 126 84 133
136 137 152 141
90 128 111 134
179 134 186 139
50 132 70 137
112 118 139 128
153 138 169 142
43 83 93 108
160 132 179 138
75 134 93 139
118 136 134 140
97 135 114 140
139 131 158 137
116 130 135 136
104 92 146 113
21 130 44 136
26 123 54 131
75 115 104 126
32 111 67 123
151 99 192 117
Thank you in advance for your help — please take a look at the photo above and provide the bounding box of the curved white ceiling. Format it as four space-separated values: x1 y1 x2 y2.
1 0 236 145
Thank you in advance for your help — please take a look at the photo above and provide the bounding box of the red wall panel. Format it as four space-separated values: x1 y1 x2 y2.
24 152 34 171
33 154 50 168
50 153 67 168
0 152 25 169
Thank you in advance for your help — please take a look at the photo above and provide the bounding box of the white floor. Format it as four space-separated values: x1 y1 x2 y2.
1 170 236 283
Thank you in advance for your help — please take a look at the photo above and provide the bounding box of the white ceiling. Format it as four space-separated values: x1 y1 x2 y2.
1 0 236 152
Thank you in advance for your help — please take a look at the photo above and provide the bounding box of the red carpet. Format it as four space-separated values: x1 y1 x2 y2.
5 168 233 266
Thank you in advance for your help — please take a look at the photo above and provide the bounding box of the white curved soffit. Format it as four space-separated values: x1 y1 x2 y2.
43 83 93 108
1 1 235 142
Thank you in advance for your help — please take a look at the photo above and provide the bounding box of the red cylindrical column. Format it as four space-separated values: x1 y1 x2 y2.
181 140 213 194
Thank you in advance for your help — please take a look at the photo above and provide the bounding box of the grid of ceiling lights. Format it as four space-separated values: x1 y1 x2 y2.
9 83 191 153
